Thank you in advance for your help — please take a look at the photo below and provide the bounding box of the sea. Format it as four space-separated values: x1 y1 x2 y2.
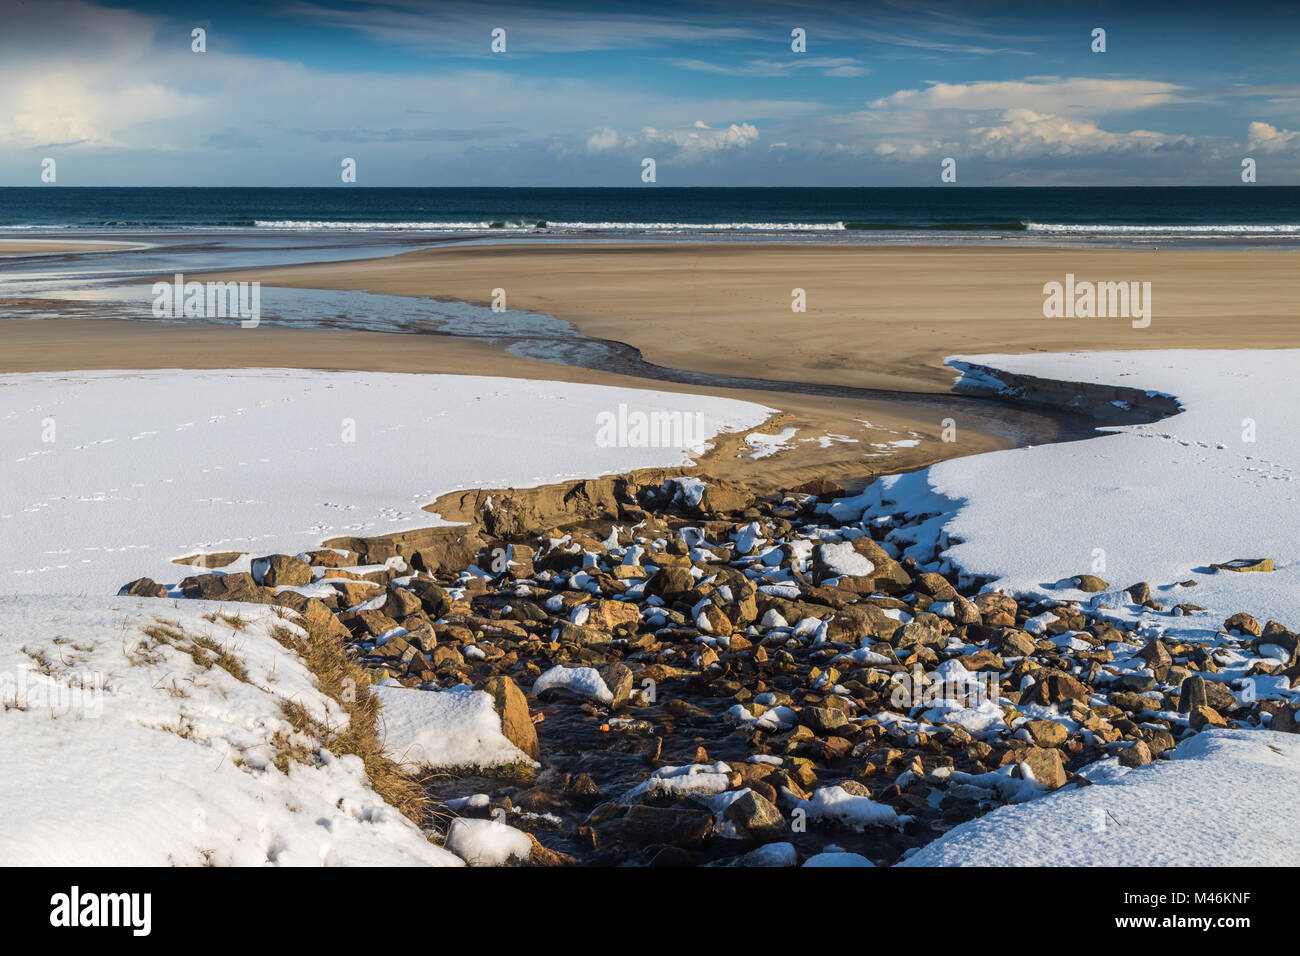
3 186 1300 243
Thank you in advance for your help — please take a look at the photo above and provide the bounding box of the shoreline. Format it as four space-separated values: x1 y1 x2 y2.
200 242 1300 394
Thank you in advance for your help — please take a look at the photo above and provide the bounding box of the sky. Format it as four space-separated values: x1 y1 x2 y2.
1 0 1298 186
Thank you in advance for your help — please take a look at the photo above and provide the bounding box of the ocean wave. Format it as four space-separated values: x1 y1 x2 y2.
1027 222 1300 235
252 219 850 232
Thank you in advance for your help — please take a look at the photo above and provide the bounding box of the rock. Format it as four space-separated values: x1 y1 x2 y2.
256 554 312 587
119 577 167 598
1136 638 1173 677
973 592 1018 628
406 578 452 617
1189 704 1227 730
554 621 612 646
698 479 755 515
1072 574 1109 593
1125 582 1152 605
382 587 424 621
645 566 696 600
483 676 540 760
696 603 733 637
1119 740 1153 768
411 530 486 576
1145 730 1177 754
1271 703 1300 734
948 595 982 625
179 572 273 605
913 572 958 601
1025 719 1068 748
597 805 713 850
1254 623 1300 665
345 609 401 639
585 599 641 631
998 628 1037 657
1021 746 1066 789
798 706 848 734
894 619 948 650
1114 673 1157 693
273 592 350 643
1179 674 1208 714
1210 558 1273 573
850 538 910 594
1024 672 1090 705
723 790 787 842
1224 612 1262 637
596 662 634 709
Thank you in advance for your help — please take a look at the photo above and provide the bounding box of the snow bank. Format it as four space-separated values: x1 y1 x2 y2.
842 350 1300 637
902 729 1300 866
0 369 773 595
373 684 535 770
0 595 459 866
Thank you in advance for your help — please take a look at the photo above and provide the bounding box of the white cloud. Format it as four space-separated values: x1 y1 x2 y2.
1246 121 1300 151
970 108 1191 158
590 121 760 161
872 78 1189 116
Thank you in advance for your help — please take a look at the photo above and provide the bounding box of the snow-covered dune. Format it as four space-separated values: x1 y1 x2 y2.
0 369 772 596
902 729 1300 866
838 350 1300 637
0 595 462 866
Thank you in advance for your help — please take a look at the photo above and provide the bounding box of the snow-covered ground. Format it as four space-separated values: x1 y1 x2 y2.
902 728 1300 866
0 369 772 595
831 350 1300 637
0 595 462 866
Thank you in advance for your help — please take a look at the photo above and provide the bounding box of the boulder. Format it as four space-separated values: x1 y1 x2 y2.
256 554 312 587
723 790 787 842
483 676 540 760
119 577 167 598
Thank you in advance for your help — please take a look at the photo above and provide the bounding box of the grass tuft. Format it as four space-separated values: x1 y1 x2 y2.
266 613 439 830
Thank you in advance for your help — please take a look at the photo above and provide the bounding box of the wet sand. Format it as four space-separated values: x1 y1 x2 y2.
0 240 140 255
210 242 1300 393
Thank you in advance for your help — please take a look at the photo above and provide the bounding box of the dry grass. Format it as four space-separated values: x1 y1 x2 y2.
266 612 438 830
139 620 249 684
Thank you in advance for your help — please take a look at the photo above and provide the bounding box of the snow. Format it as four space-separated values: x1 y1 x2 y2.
445 817 533 866
902 729 1300 866
373 684 536 770
0 595 460 866
838 351 1300 637
817 540 874 578
746 427 798 459
0 369 772 595
628 762 734 799
793 786 908 831
532 665 612 704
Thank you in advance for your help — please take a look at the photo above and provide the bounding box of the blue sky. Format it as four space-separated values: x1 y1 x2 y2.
2 0 1298 185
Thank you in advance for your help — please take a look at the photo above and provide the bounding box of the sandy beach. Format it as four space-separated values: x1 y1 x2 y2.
6 242 1295 489
211 243 1300 392
0 239 139 255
